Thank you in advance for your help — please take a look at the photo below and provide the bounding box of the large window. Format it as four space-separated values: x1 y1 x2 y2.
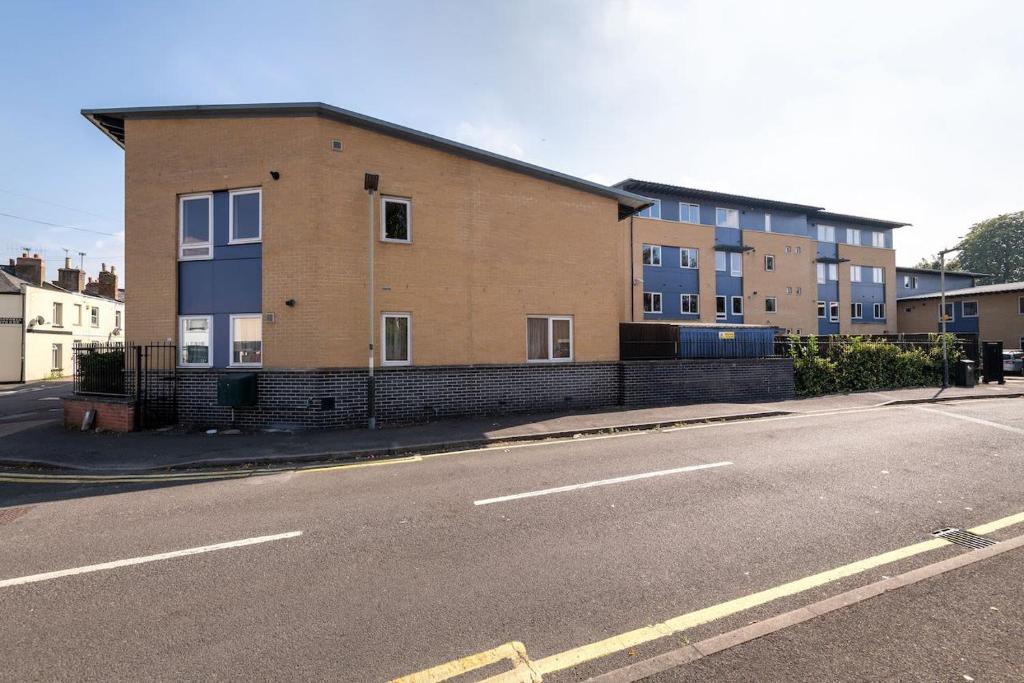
872 267 884 284
381 197 412 242
847 228 861 245
874 302 886 319
817 263 826 284
382 313 411 366
872 232 885 248
643 292 662 314
716 296 727 320
732 296 744 316
716 207 738 228
230 314 263 367
715 251 727 272
51 343 62 371
680 294 699 314
851 302 863 319
679 248 698 269
229 188 262 244
179 193 213 260
52 302 63 327
527 316 573 362
638 199 661 219
729 252 743 277
679 202 700 223
850 265 863 283
828 263 838 281
179 316 212 367
817 225 835 242
829 301 839 322
642 244 662 266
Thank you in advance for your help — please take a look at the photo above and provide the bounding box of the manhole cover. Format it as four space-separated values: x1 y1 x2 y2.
932 527 997 549
0 506 33 525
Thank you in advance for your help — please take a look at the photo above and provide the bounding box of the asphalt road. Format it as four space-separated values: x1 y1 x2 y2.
1 397 1023 681
0 380 70 436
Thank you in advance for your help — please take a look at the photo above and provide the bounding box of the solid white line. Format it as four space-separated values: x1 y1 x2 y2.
0 531 302 589
473 462 732 506
913 405 1024 435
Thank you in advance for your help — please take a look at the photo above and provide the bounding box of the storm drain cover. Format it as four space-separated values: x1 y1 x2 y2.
931 527 997 549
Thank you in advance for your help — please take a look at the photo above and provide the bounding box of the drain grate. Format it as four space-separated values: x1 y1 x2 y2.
0 506 33 525
932 527 997 549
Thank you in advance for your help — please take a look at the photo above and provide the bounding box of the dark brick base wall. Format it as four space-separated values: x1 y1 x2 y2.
174 358 794 430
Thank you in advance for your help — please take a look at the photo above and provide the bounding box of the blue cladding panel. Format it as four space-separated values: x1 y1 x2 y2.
213 314 231 368
817 281 840 334
716 273 744 323
715 226 742 246
816 241 838 260
942 301 980 334
850 283 886 323
678 326 776 358
642 246 701 321
896 271 975 297
213 191 230 246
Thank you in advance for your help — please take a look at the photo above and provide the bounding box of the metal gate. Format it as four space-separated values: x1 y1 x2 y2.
73 342 177 429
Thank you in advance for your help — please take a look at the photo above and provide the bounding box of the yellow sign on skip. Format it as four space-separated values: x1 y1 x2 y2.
718 331 735 340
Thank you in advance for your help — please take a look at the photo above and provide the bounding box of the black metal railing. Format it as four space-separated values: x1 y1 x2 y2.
73 342 128 396
72 341 178 428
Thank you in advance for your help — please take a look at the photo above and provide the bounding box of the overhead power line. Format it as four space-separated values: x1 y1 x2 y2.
0 211 122 237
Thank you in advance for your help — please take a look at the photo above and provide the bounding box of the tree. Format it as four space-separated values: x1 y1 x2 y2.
956 210 1024 284
915 255 960 271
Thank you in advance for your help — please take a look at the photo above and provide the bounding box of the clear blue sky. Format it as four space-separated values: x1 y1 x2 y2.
3 1 1023 285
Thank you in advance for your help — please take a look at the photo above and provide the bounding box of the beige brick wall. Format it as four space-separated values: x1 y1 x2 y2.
837 244 897 334
900 292 1024 350
742 231 817 333
123 115 627 368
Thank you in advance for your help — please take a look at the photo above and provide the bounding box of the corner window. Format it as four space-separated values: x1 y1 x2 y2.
872 232 885 248
764 297 777 313
381 197 412 242
817 301 826 318
382 313 411 366
765 213 772 232
51 343 63 371
817 225 835 242
715 251 727 272
764 254 775 272
848 228 861 245
850 265 862 283
679 248 698 269
679 202 699 223
642 244 662 266
638 199 661 219
716 296 727 320
732 296 744 316
729 252 743 277
716 207 738 228
90 307 99 326
851 302 863 319
680 294 699 314
872 267 884 284
527 316 573 362
179 316 212 367
874 302 886 319
643 292 662 314
829 301 839 322
229 188 262 244
52 302 63 327
230 314 263 367
179 193 213 260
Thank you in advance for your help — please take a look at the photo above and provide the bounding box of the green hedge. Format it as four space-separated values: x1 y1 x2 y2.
77 348 126 394
783 335 962 397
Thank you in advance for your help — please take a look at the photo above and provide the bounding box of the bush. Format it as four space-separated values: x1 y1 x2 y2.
787 334 962 397
78 348 126 394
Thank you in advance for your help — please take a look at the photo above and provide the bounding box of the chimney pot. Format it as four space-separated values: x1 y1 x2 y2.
64 256 71 268
33 253 39 259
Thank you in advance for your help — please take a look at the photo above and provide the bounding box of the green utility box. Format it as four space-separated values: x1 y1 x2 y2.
217 373 258 407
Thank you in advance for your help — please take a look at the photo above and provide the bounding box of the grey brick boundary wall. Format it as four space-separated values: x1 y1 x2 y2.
174 358 794 430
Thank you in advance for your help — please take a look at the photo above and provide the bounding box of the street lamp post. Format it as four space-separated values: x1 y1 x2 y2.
938 246 960 389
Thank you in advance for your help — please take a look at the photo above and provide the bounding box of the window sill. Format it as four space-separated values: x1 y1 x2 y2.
228 237 262 246
229 363 263 369
382 361 411 367
527 358 574 364
380 238 412 245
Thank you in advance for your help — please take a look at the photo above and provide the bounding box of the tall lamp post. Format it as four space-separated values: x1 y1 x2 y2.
938 245 960 389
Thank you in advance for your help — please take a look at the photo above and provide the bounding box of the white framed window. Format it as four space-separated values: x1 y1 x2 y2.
90 307 99 326
179 193 213 260
903 275 918 288
795 246 802 254
179 316 213 367
764 254 775 272
679 202 700 223
50 343 62 371
643 292 662 314
960 301 978 318
872 267 884 284
115 310 122 329
679 248 698 269
850 265 863 283
228 188 262 244
229 314 263 367
716 296 727 320
729 252 743 277
851 302 863 319
638 199 661 219
527 315 573 362
52 302 63 327
828 263 838 281
716 207 739 228
715 251 727 272
765 213 772 232
764 297 777 313
848 228 861 245
872 231 885 248
817 225 835 242
817 301 826 318
829 301 839 322
732 296 744 316
939 302 955 322
642 244 662 266
874 302 886 319
382 312 412 366
680 294 699 314
786 287 793 295
74 304 82 325
816 263 826 284
381 196 412 242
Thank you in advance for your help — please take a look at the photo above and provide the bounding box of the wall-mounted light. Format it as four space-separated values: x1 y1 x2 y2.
270 170 280 180
285 299 296 307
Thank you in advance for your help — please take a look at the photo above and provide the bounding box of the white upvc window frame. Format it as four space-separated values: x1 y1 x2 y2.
828 263 839 281
90 306 99 327
816 263 826 284
715 207 739 228
643 292 662 314
939 302 955 322
872 231 886 248
381 312 412 366
74 303 82 326
961 300 979 318
848 228 861 246
178 315 214 368
817 225 835 243
52 343 63 372
380 196 413 243
765 213 772 232
179 192 214 261
642 244 662 266
679 247 698 269
729 252 743 277
228 313 263 368
764 254 775 272
732 295 744 316
764 296 777 313
851 302 863 319
829 301 840 322
816 300 826 319
715 251 728 272
850 265 863 283
52 301 63 327
679 202 700 224
228 187 262 245
872 267 885 284
715 295 727 321
639 199 661 220
680 293 699 315
526 315 574 363
874 302 886 319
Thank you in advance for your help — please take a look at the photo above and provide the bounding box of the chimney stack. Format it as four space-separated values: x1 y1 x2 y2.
55 256 86 293
15 252 44 286
97 263 118 300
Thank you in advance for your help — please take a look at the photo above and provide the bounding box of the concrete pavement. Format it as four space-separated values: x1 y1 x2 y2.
1 397 1023 680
